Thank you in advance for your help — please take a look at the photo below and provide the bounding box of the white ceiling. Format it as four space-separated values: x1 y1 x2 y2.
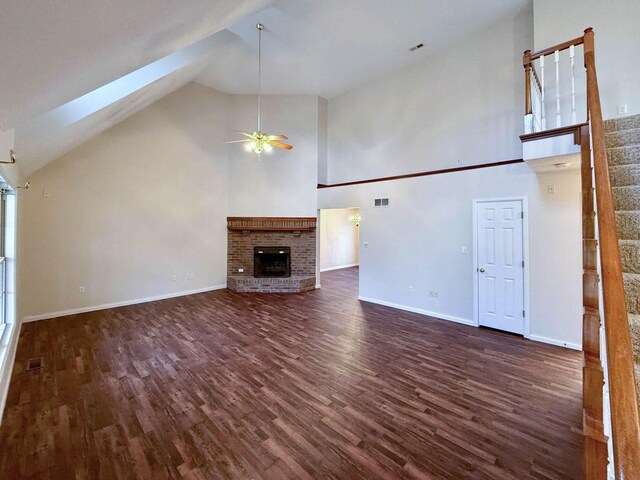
0 0 272 130
195 0 531 98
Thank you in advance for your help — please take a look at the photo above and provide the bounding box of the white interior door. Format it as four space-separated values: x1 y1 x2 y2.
476 200 525 335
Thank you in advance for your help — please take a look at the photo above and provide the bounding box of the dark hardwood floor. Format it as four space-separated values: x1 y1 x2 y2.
0 267 582 479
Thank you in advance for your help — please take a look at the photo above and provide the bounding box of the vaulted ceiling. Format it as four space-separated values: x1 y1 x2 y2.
196 0 531 98
1 0 531 176
0 0 272 131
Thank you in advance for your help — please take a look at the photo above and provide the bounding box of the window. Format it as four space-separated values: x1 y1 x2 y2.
0 186 15 339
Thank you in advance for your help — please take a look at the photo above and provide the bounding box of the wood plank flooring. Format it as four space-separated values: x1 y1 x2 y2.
0 267 582 479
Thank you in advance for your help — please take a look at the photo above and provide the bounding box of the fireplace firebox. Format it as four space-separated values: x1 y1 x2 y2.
254 247 291 278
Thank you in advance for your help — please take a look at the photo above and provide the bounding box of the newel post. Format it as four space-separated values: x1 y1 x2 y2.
523 50 533 116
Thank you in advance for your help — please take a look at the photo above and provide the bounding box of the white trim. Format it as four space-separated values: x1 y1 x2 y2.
320 263 359 272
528 334 581 351
358 296 475 327
472 197 531 338
22 284 227 323
315 283 321 289
0 322 21 423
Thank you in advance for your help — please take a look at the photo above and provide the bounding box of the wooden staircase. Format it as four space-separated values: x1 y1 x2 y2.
523 29 640 479
606 114 640 402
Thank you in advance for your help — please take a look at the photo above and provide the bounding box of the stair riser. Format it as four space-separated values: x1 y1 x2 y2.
607 145 640 166
616 212 640 240
605 114 640 133
606 128 640 149
620 242 640 274
609 165 640 187
624 274 640 314
629 315 640 363
614 186 640 210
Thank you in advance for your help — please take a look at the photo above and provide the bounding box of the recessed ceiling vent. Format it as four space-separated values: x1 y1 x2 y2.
409 43 424 52
374 198 389 207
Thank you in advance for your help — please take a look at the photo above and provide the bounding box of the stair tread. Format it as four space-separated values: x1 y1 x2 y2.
605 114 640 133
607 145 640 166
605 127 640 149
620 239 640 245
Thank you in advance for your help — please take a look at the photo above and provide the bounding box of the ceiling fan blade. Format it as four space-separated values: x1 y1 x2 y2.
224 139 251 144
234 131 255 138
269 135 288 140
268 140 293 150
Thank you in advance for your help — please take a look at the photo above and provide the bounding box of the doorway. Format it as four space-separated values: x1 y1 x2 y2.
473 198 528 335
318 208 360 291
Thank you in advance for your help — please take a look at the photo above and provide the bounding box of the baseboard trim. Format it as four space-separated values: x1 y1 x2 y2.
528 334 581 351
23 284 228 323
358 296 475 327
0 322 22 423
320 264 359 272
315 283 321 289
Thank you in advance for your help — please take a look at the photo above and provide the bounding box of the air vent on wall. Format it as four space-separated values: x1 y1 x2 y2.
374 198 389 207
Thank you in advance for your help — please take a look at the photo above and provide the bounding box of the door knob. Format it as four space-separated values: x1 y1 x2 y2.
478 268 485 273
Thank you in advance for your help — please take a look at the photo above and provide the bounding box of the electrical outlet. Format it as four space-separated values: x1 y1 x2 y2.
78 286 85 294
238 268 244 273
186 273 195 280
408 286 413 293
461 246 467 254
618 104 628 115
172 275 177 282
429 290 439 298
43 189 51 197
363 241 368 248
547 184 555 194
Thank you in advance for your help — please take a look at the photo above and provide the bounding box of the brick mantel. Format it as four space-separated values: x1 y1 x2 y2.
226 217 317 231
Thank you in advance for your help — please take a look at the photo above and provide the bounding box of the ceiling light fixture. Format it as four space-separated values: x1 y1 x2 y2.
225 24 292 159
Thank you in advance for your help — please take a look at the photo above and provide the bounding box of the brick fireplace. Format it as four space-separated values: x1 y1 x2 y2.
227 217 316 293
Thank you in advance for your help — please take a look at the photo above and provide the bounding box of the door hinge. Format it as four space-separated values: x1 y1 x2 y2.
522 260 525 268
523 310 526 318
521 211 524 219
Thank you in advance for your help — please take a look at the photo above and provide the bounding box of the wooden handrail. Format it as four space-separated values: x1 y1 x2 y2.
529 35 584 61
584 27 640 479
519 122 587 143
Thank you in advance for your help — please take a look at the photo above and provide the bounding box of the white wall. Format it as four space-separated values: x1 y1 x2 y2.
327 7 533 184
534 0 640 119
319 165 583 348
227 95 319 217
320 208 359 271
322 6 582 348
19 83 230 320
317 97 328 185
0 129 26 189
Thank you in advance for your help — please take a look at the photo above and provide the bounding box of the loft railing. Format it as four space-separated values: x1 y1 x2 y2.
523 34 585 133
522 29 640 479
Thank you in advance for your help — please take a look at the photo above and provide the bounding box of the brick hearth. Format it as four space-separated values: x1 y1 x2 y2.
227 217 316 293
